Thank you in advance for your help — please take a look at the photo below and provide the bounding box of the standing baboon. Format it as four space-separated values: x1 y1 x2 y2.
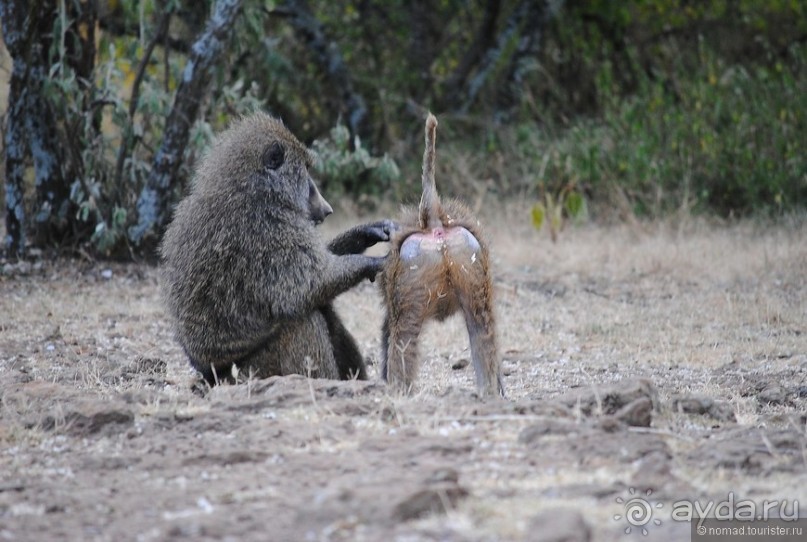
379 114 503 396
161 113 394 385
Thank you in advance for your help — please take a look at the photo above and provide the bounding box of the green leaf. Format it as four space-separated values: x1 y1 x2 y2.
112 207 128 228
531 204 546 230
565 191 585 219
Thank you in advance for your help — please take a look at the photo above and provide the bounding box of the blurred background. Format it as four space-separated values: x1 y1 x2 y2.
0 0 805 257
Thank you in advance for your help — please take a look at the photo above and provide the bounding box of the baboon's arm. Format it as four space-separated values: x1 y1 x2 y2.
328 219 399 255
269 252 385 320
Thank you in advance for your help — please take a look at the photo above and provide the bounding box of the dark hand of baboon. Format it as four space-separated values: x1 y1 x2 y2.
329 219 400 255
355 254 386 283
363 219 400 245
379 113 503 397
160 113 391 385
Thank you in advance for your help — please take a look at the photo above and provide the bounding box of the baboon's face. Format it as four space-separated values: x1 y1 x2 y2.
259 138 333 224
198 114 333 225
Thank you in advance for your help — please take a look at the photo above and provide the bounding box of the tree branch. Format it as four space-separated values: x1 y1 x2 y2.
496 0 564 118
460 0 531 113
438 0 500 109
130 0 244 246
113 4 173 198
279 0 368 142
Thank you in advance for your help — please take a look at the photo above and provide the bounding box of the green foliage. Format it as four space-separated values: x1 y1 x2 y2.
514 0 807 220
45 4 270 256
551 43 807 217
6 0 806 257
311 123 400 198
531 185 587 242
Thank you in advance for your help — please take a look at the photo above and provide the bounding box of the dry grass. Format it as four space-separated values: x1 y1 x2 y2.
1 214 806 541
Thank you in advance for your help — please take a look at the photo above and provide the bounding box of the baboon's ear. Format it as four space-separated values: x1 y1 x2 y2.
262 141 285 170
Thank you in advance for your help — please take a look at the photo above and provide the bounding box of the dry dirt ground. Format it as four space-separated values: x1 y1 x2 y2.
1 215 806 542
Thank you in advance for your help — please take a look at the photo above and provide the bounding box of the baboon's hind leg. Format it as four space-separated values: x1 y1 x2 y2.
241 313 339 379
382 291 428 393
460 289 502 397
320 304 367 380
448 241 503 397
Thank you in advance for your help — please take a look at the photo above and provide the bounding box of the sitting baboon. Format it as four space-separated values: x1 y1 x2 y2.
161 113 394 385
379 114 503 396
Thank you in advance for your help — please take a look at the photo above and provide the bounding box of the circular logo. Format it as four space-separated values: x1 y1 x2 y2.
614 488 663 535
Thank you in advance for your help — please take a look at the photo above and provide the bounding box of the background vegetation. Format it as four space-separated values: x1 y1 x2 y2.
1 0 805 257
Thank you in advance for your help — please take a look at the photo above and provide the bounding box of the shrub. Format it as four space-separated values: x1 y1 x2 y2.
524 43 806 220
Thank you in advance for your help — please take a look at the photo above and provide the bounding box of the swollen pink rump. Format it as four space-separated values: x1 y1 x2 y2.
400 226 481 261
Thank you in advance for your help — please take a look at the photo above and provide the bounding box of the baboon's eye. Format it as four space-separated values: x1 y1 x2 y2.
262 141 285 170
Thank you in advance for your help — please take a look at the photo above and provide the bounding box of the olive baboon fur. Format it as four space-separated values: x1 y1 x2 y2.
161 113 392 384
379 113 503 396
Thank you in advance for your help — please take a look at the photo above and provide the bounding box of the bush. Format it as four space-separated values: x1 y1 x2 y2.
311 123 400 198
520 43 807 219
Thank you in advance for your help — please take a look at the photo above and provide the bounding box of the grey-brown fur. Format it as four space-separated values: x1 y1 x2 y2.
379 113 503 396
161 113 394 384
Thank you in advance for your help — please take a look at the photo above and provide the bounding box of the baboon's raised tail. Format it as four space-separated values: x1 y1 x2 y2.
418 113 442 230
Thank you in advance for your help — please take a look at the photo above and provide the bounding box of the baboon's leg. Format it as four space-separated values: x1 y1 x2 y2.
445 231 502 397
241 312 339 380
380 313 390 381
320 304 367 380
186 347 234 386
459 287 503 397
383 290 429 393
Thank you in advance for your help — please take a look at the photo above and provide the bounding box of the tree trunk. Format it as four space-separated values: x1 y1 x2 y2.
437 0 500 111
280 0 368 142
407 0 438 102
0 0 27 255
1 0 73 253
3 62 27 257
496 0 564 117
65 0 97 87
459 0 531 113
114 3 173 196
28 1 72 244
129 0 244 246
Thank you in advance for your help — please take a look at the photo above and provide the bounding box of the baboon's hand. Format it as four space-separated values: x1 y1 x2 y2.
362 219 400 245
364 255 387 283
329 220 401 255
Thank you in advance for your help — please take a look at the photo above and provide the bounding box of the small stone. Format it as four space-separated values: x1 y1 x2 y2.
706 401 736 422
598 416 624 432
758 385 786 405
392 484 468 522
672 395 735 422
615 397 653 427
518 418 576 444
101 269 113 279
557 378 657 417
42 403 135 437
672 396 712 415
